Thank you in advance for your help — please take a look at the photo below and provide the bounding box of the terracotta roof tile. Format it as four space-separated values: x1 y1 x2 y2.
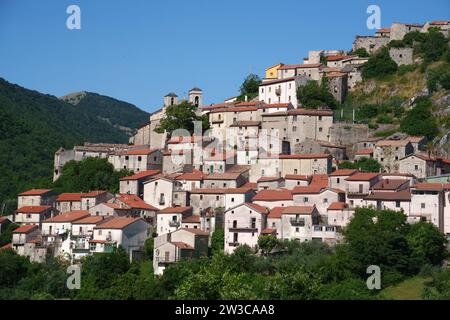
355 148 374 155
179 228 209 236
281 206 316 215
94 217 143 229
252 189 293 201
328 202 348 210
18 189 53 196
43 210 90 223
170 241 194 249
158 206 193 214
268 207 284 219
120 170 161 181
345 172 379 181
126 148 159 155
13 225 38 234
329 169 358 176
56 193 82 202
16 206 51 213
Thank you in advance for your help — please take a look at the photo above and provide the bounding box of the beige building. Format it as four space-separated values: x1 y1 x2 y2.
374 139 414 172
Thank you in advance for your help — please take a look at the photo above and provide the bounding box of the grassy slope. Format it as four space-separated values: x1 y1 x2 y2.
380 276 430 300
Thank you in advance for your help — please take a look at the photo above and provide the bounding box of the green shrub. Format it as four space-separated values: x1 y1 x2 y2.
377 114 393 124
362 47 398 79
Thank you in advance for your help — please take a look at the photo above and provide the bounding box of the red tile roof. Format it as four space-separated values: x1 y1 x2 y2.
292 185 323 194
258 103 293 109
412 183 447 191
372 179 409 191
179 228 209 236
16 206 52 213
182 215 200 223
116 194 159 211
355 148 374 155
279 63 321 70
285 174 310 181
257 176 283 183
209 106 258 113
364 190 411 201
261 228 277 235
158 206 193 214
260 153 330 160
120 170 161 181
328 202 348 210
82 190 107 198
204 172 242 180
329 169 358 177
167 136 203 144
94 217 143 229
245 203 269 214
126 148 159 155
171 241 194 249
252 189 293 201
345 172 379 181
18 189 53 196
327 55 357 62
13 225 38 234
281 206 316 215
56 193 82 202
0 243 12 250
268 207 284 219
175 169 205 181
377 28 391 33
72 216 109 224
310 174 330 188
43 210 90 223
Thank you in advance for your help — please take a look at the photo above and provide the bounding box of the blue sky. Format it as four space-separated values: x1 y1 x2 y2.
0 0 448 112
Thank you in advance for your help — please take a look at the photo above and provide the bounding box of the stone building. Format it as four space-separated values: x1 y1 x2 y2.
389 47 414 66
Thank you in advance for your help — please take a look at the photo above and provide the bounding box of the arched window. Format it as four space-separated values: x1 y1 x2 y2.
194 96 199 106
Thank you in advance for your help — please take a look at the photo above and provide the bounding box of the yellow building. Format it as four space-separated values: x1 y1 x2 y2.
265 63 284 79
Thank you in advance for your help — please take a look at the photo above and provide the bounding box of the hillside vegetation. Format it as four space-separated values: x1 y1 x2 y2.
338 28 450 149
61 91 149 137
0 78 143 214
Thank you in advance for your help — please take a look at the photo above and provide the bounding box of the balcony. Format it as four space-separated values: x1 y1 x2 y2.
290 218 305 226
155 257 176 265
228 242 239 247
169 220 180 228
228 227 257 233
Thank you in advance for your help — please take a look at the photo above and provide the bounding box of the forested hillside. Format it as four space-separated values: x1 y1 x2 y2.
0 78 142 213
60 91 149 137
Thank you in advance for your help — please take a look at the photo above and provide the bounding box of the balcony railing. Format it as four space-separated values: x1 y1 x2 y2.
290 218 305 226
169 220 180 228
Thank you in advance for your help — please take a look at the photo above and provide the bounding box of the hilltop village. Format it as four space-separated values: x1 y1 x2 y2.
2 19 450 276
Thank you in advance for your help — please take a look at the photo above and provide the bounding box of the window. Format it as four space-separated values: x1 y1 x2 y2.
98 230 102 236
319 127 323 132
251 218 256 229
295 227 299 232
415 165 418 170
200 195 203 200
26 214 31 219
293 126 297 132
323 198 328 203
231 197 235 203
337 178 340 183
319 116 322 121
421 203 425 209
304 197 309 202
138 156 142 162
396 201 401 208
233 220 237 228
125 156 129 161
294 169 298 174
216 196 220 201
